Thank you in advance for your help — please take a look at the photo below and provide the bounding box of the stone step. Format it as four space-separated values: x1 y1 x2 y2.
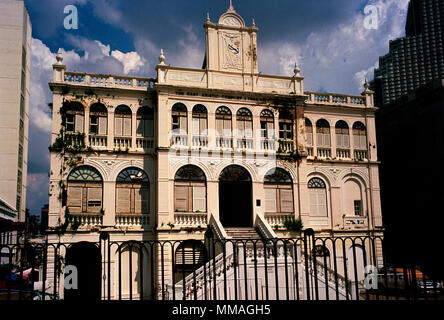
225 227 262 239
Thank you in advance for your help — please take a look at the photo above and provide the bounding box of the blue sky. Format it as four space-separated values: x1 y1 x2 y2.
24 0 410 215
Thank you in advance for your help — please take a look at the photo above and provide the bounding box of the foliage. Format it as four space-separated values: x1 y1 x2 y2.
283 217 303 232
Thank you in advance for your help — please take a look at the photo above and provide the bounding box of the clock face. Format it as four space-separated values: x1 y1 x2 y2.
221 16 242 27
223 33 242 69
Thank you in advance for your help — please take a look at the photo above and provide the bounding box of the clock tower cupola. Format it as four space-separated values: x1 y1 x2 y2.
204 1 258 74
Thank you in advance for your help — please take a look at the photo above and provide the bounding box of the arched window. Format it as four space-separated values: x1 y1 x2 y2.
305 118 313 146
172 103 187 134
67 166 103 214
64 102 84 133
260 109 275 139
279 110 293 140
114 105 132 137
174 165 206 213
335 120 350 148
316 119 331 147
136 106 154 137
264 168 294 214
215 106 232 137
192 105 208 136
174 240 207 283
353 122 367 150
219 165 251 182
116 168 150 215
344 179 363 216
308 177 328 217
236 108 253 138
89 103 107 135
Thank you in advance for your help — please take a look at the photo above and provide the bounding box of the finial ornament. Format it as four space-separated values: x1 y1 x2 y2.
56 48 64 65
293 61 301 76
364 78 370 91
159 49 165 65
252 18 255 27
228 0 235 12
206 12 210 22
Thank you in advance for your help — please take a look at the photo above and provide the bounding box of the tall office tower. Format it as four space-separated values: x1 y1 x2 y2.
0 0 31 230
373 0 444 106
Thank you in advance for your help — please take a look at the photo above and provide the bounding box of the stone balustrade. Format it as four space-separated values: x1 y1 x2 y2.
114 137 132 149
317 148 331 158
354 149 368 161
64 72 155 90
306 92 368 107
115 215 150 228
278 139 294 153
192 135 209 147
216 136 233 149
236 138 253 150
88 135 107 148
336 148 351 159
68 214 102 228
174 213 208 227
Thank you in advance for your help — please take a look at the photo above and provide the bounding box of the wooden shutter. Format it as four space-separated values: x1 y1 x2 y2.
311 189 327 217
317 132 323 146
354 134 360 149
75 114 84 133
267 122 274 139
134 187 149 214
87 187 102 213
115 117 123 136
324 132 331 147
179 116 187 134
199 118 207 135
344 134 350 148
216 119 223 136
223 119 231 137
98 117 107 135
245 120 253 138
192 185 206 212
116 187 131 214
123 117 131 136
280 188 294 213
264 187 277 213
67 186 82 213
176 247 205 265
336 134 342 148
360 135 367 149
175 185 189 212
192 118 200 135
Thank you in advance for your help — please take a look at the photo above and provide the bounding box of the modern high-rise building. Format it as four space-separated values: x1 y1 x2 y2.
372 0 444 107
0 0 31 239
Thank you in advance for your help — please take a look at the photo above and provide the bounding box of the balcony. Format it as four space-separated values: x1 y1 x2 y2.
192 135 208 148
114 137 132 149
216 136 233 149
170 134 188 147
63 72 155 90
260 138 276 151
354 149 368 161
306 147 314 157
236 138 253 150
68 214 103 229
115 214 150 228
336 148 351 159
174 212 207 227
88 135 107 148
264 213 294 226
136 137 155 150
278 139 294 153
317 148 331 158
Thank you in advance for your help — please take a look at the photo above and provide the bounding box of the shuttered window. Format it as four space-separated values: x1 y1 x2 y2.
116 168 150 215
305 119 313 146
67 166 103 214
316 119 331 147
264 168 294 214
172 103 187 134
353 122 367 149
308 178 328 217
174 165 207 213
237 108 253 138
89 104 107 135
216 107 232 137
335 121 350 148
74 114 84 133
136 107 154 137
192 105 208 136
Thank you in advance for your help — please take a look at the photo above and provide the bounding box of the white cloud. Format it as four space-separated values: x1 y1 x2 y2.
111 50 147 75
259 0 409 94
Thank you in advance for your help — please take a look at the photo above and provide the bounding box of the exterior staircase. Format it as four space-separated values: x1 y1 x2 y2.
224 227 262 240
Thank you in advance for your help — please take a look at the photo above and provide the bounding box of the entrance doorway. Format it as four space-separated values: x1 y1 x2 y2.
219 165 252 227
65 242 101 300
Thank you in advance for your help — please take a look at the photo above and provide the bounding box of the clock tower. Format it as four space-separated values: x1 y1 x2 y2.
204 1 258 74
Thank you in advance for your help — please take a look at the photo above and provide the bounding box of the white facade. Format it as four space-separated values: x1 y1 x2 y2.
46 4 384 300
0 0 31 223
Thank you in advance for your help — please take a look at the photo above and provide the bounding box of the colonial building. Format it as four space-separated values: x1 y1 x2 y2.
47 4 383 300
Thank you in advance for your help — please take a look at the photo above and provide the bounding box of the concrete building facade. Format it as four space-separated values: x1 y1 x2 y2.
0 0 31 243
